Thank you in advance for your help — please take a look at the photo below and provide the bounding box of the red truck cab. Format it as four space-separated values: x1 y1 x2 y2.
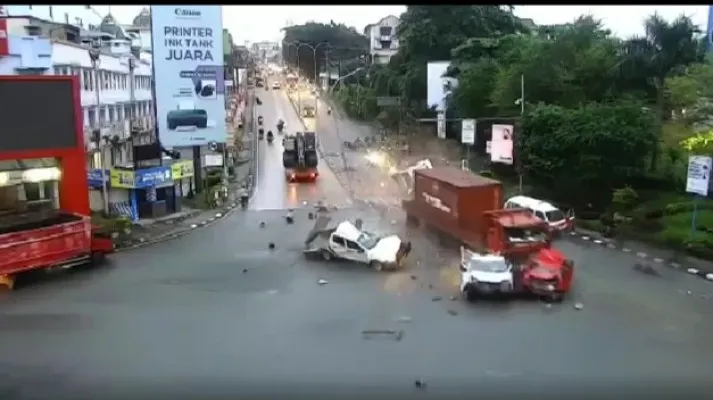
0 75 113 290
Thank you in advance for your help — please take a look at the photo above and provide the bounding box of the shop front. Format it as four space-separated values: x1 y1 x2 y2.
87 166 176 221
171 160 195 201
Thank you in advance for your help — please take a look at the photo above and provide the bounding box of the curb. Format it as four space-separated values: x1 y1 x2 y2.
567 229 713 283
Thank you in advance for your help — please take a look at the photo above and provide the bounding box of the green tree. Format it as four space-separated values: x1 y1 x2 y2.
522 102 657 205
282 22 368 81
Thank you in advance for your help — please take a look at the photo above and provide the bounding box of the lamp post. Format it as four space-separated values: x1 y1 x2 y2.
88 43 109 215
285 41 328 114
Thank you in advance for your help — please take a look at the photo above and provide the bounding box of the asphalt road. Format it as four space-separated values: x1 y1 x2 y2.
2 207 713 398
2 82 713 398
250 79 351 211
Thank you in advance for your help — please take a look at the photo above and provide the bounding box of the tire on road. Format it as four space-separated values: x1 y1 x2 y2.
370 261 384 272
321 249 333 261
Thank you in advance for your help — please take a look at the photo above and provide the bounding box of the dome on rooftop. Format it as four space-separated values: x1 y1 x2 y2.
99 13 127 40
132 8 151 28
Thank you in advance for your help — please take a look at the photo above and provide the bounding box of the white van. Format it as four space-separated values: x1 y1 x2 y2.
504 195 574 232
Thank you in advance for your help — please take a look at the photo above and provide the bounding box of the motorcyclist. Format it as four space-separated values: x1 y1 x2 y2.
327 107 332 115
238 185 249 209
267 130 274 143
258 128 264 139
277 119 284 132
258 115 263 125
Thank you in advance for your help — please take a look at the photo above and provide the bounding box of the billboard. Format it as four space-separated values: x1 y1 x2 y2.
427 61 457 112
490 124 514 165
151 5 226 148
0 78 78 151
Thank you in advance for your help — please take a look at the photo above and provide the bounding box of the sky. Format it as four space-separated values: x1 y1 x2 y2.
101 5 710 44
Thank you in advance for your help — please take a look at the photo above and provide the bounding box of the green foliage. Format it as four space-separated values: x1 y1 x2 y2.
611 187 639 212
521 102 657 204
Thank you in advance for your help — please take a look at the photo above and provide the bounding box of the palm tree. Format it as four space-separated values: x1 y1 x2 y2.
621 13 700 170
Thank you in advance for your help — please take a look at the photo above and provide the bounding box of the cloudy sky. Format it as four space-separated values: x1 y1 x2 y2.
102 5 709 44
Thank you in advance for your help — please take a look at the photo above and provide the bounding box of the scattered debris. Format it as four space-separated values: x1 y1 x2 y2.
268 242 275 250
431 296 442 302
190 224 198 229
139 237 146 243
242 268 248 273
397 316 412 323
449 295 458 301
361 329 404 341
633 263 660 276
259 221 266 228
410 275 417 280
308 212 314 220
354 218 363 230
447 309 458 316
573 302 584 310
318 279 328 285
428 284 433 289
215 212 223 218
414 379 427 389
285 209 295 224
200 221 207 225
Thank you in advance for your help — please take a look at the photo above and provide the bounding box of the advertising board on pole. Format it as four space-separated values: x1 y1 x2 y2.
437 112 446 139
151 6 226 148
490 124 514 165
686 155 712 196
461 119 475 144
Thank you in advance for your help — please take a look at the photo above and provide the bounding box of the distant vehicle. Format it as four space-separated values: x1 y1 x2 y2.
302 106 315 118
304 215 411 271
282 131 318 182
272 81 281 90
504 195 574 233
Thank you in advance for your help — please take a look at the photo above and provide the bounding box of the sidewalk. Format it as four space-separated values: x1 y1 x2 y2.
113 91 257 251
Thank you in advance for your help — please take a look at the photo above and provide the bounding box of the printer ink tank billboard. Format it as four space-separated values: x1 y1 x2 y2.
150 6 226 147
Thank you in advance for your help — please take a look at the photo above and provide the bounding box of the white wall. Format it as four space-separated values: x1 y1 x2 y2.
368 15 400 63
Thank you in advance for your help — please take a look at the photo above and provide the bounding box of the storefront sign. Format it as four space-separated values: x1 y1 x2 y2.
171 160 195 180
87 169 108 188
135 167 173 189
110 169 136 189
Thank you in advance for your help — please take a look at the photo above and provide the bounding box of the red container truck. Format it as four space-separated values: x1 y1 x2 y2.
402 166 550 257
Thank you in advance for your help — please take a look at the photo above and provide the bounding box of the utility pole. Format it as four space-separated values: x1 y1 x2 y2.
88 43 108 215
128 55 136 150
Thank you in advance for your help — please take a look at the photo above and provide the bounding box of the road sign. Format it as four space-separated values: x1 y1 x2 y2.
461 119 475 144
686 155 712 196
376 96 400 107
437 112 446 139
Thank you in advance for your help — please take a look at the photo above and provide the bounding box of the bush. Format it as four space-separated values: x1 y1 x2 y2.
611 186 638 212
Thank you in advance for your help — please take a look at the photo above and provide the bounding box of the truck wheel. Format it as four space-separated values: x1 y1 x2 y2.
370 261 384 272
464 286 478 302
90 251 107 267
320 250 333 261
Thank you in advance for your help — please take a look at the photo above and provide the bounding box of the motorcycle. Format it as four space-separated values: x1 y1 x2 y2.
258 116 263 126
258 128 264 140
277 121 284 133
240 193 249 209
327 107 332 115
267 130 274 144
255 97 262 105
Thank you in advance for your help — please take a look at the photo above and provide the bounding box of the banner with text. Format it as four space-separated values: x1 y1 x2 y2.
151 6 226 147
490 124 514 165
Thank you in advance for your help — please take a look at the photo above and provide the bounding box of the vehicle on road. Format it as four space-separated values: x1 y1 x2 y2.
258 128 264 140
277 119 284 133
402 166 553 259
256 76 264 88
520 247 574 302
504 195 574 233
460 250 514 301
283 131 319 182
267 130 274 144
304 215 412 271
272 81 281 90
257 115 264 126
302 105 315 118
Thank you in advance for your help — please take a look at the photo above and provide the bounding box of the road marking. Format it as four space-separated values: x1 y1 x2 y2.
670 262 681 268
653 258 663 263
581 236 590 241
593 239 603 244
622 248 631 252
636 252 647 258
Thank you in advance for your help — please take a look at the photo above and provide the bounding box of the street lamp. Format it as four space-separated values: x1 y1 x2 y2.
88 42 109 215
284 41 328 114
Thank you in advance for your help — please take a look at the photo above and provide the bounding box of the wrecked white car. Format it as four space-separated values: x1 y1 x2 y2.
460 247 514 301
304 216 411 271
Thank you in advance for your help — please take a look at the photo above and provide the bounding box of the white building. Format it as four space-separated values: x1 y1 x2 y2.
364 15 400 65
0 8 154 169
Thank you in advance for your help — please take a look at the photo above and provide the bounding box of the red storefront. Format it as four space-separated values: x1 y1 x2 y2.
0 75 89 216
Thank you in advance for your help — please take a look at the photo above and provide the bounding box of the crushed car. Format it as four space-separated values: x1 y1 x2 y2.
303 215 411 271
459 248 514 301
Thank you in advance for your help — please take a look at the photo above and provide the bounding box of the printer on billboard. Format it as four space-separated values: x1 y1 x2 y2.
166 100 208 131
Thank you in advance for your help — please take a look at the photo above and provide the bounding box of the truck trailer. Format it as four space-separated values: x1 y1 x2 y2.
0 75 114 290
283 131 319 182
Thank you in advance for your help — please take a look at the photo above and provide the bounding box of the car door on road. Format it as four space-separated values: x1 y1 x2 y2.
344 239 369 263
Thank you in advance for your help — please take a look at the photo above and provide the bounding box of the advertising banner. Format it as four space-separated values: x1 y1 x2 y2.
490 124 514 165
109 167 174 189
151 6 226 148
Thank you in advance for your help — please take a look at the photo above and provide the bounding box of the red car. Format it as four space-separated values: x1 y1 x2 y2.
520 248 574 302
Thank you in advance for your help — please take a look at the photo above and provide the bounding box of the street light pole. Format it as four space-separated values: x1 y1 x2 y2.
88 44 109 215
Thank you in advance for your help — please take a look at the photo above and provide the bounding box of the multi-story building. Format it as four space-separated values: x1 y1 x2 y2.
122 7 152 52
364 15 400 65
251 41 279 64
0 8 154 169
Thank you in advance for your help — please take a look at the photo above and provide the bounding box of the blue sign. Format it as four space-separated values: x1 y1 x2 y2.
150 6 226 147
88 169 108 188
134 167 173 189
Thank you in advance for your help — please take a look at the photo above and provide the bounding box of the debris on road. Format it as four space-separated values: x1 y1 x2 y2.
242 268 248 274
318 279 328 285
259 221 266 228
397 316 412 323
414 379 427 389
633 262 660 276
447 309 458 316
573 302 584 310
431 296 442 302
410 274 417 280
268 242 275 250
449 295 458 301
308 212 314 220
361 329 404 341
285 209 294 224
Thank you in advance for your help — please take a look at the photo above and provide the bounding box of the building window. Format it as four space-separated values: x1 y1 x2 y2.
82 69 90 90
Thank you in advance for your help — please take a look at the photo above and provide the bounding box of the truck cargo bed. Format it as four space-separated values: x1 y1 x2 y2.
0 210 82 235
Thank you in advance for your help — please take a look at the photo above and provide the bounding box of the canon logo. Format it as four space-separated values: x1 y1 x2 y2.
174 8 201 17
